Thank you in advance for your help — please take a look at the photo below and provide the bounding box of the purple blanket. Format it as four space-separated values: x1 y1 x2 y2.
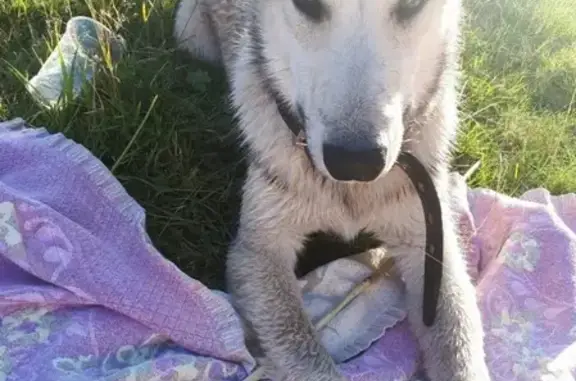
1 118 575 381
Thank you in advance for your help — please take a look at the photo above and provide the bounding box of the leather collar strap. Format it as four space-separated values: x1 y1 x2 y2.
274 95 308 147
396 152 443 327
274 99 443 327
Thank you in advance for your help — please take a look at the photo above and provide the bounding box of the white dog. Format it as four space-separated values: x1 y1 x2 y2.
173 0 491 380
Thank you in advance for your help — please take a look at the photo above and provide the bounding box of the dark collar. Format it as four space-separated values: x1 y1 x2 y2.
396 151 444 327
273 98 444 327
271 90 308 147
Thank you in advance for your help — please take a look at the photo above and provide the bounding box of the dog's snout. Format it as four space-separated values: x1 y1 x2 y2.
322 140 387 182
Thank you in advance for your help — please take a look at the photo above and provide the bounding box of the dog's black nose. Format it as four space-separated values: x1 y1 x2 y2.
322 142 387 182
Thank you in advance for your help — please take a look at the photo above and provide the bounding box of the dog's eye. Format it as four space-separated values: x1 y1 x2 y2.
394 0 427 23
292 0 328 22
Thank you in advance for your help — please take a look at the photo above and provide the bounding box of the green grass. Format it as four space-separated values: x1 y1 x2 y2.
458 0 576 194
0 0 575 288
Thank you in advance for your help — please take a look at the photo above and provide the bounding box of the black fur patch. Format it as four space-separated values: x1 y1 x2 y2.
295 230 382 278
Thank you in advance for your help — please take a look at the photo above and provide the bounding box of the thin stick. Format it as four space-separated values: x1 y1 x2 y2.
110 95 158 174
243 258 393 381
463 160 481 181
315 276 374 331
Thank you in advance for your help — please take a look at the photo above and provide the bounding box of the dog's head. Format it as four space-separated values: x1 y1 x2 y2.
256 0 461 182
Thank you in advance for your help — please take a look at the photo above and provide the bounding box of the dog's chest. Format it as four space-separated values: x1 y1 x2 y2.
292 182 423 277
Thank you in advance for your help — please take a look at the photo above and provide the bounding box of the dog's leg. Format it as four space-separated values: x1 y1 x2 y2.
226 183 346 381
228 237 347 381
385 202 490 381
173 0 222 63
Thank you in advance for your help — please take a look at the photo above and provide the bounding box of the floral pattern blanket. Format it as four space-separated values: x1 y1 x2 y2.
0 118 575 381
